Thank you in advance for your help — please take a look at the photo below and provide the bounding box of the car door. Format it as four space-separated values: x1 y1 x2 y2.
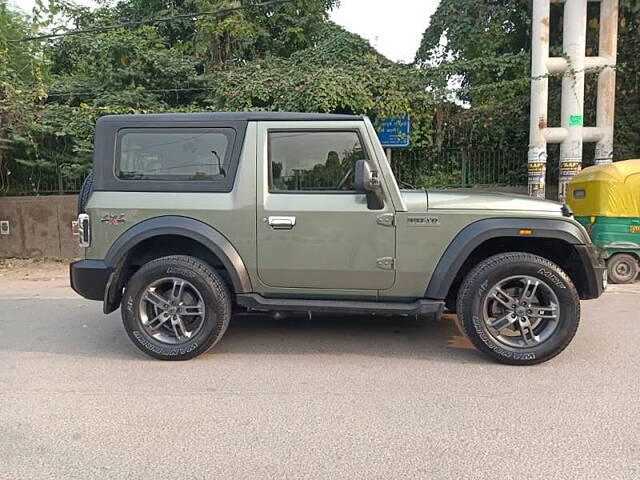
256 121 396 291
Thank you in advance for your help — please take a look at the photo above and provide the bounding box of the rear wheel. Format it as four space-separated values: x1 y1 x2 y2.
121 255 231 360
607 253 639 284
456 252 580 365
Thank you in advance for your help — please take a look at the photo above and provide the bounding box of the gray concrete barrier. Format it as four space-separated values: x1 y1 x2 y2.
0 195 80 258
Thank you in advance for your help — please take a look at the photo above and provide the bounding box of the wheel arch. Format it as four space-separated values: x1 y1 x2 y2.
425 218 592 307
104 216 252 297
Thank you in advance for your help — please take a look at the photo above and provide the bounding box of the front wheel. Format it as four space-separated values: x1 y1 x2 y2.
121 255 232 360
456 253 580 365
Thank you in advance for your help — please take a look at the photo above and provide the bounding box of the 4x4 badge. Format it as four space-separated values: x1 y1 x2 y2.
101 213 126 226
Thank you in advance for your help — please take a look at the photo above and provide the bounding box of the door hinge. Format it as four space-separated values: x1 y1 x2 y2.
377 213 395 227
376 257 395 270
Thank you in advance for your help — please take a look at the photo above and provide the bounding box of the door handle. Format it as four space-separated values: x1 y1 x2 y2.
268 216 296 230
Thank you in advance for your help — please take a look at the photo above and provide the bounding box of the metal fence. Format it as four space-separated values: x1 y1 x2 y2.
1 167 86 196
1 147 530 196
392 147 529 188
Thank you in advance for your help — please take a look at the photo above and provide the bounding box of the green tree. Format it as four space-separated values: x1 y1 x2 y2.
0 0 36 84
415 0 531 149
1 0 42 192
6 0 427 194
208 23 434 145
609 1 640 159
416 0 640 161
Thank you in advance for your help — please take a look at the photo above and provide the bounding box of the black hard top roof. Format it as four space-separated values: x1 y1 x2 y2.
97 112 363 124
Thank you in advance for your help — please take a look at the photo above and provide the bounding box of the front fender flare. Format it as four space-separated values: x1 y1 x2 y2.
104 216 252 294
424 217 588 300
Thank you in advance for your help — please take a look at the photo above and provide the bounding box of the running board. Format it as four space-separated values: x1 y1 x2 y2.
236 294 444 316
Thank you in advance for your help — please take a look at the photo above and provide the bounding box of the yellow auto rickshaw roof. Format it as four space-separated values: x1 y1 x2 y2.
567 159 640 217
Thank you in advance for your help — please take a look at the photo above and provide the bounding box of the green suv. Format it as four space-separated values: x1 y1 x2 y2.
70 112 606 364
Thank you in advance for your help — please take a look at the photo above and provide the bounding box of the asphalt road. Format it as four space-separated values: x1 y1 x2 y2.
1 285 639 480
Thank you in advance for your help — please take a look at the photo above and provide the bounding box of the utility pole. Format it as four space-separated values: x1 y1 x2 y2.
528 0 619 201
558 0 587 202
527 0 551 199
595 0 618 165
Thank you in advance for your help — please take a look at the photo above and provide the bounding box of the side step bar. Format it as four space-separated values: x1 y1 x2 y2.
236 294 444 316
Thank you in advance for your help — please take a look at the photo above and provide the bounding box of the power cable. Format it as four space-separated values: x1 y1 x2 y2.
8 0 295 43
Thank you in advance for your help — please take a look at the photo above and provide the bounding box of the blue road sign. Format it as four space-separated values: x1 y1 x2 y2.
377 116 411 148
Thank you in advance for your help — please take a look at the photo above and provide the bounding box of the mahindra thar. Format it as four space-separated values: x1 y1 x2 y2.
70 112 607 364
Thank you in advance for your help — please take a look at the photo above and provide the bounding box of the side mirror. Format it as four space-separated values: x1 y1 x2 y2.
354 159 374 192
354 159 384 210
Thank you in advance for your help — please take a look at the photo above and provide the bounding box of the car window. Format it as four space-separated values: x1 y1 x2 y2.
268 131 368 192
117 130 233 181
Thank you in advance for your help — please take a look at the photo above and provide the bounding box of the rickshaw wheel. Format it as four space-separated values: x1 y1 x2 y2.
607 254 639 284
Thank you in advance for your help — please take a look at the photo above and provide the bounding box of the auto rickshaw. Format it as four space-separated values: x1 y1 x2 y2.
567 159 640 284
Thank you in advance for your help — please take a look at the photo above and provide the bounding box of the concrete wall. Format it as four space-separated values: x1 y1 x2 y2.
0 195 81 259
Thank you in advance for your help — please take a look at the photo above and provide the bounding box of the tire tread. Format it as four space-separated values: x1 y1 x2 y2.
122 255 232 360
456 252 580 365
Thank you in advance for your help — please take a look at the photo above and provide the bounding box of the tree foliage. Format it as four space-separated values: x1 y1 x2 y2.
1 0 639 195
612 0 640 159
415 0 531 148
1 0 36 84
0 0 439 193
207 24 434 138
415 0 640 160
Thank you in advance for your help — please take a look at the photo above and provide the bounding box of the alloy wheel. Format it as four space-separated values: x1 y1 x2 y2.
482 275 560 349
138 277 206 345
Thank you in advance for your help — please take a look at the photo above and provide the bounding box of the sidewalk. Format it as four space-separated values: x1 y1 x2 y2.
0 259 76 299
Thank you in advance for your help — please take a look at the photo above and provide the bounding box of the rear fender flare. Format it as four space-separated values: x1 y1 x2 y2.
104 216 252 294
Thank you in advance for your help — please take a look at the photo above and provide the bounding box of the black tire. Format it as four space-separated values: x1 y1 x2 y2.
456 252 580 365
121 255 232 361
77 171 94 214
607 253 639 284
